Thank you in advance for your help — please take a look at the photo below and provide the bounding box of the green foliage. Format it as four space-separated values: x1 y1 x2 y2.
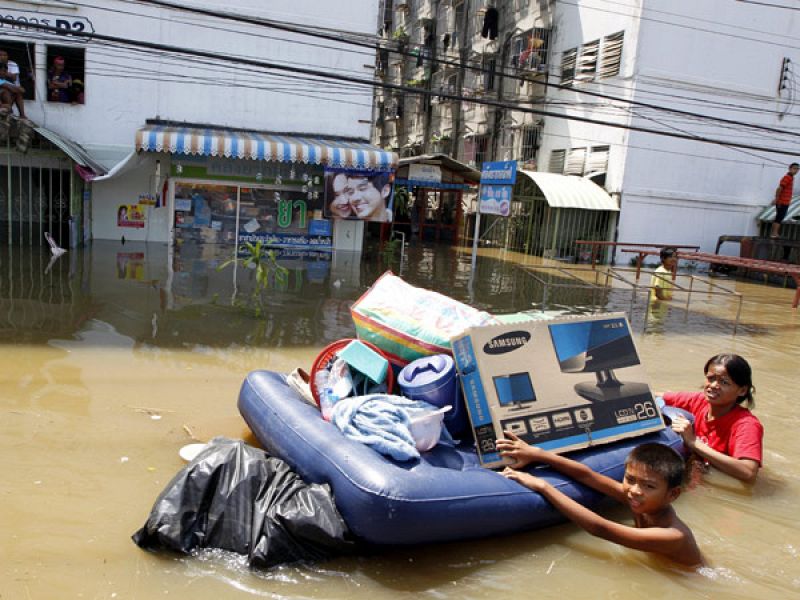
217 241 290 318
381 238 402 265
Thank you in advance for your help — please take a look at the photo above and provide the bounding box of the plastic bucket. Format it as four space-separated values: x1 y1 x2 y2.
398 355 470 436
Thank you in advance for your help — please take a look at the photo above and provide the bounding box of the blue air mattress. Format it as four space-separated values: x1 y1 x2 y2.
238 370 686 546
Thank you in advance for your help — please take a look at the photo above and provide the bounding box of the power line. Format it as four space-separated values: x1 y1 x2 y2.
131 0 800 139
4 16 799 158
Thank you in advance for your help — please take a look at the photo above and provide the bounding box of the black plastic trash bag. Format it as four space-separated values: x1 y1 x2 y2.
132 437 356 568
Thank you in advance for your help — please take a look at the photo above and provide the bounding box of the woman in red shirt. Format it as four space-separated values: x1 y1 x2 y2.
661 354 763 484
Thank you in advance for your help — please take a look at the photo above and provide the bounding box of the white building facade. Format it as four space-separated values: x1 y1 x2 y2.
374 0 800 259
536 0 800 256
0 0 391 248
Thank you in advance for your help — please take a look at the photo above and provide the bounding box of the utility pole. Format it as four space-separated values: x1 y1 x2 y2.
422 0 440 154
449 1 471 160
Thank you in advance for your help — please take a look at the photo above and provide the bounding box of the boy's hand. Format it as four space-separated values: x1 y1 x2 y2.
495 430 543 469
671 415 696 450
502 466 547 492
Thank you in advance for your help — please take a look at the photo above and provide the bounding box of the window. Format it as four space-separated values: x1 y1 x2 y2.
474 134 490 169
599 31 624 78
564 147 587 176
483 56 496 91
561 48 577 86
576 40 599 82
46 46 85 104
520 125 541 162
1 41 36 100
549 149 566 174
452 0 465 46
512 28 550 73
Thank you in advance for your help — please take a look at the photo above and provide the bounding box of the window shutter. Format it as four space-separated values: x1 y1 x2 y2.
599 31 624 78
560 48 577 86
587 145 610 175
564 147 587 176
576 40 599 82
549 149 566 174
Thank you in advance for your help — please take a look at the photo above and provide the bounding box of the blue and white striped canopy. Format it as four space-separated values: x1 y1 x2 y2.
136 124 398 171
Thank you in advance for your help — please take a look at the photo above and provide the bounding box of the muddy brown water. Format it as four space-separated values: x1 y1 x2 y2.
1 241 799 599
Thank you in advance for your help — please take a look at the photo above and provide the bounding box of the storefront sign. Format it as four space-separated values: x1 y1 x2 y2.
408 163 442 183
323 168 394 222
308 219 332 236
479 184 512 217
238 231 333 250
480 161 517 185
0 12 95 37
118 204 146 228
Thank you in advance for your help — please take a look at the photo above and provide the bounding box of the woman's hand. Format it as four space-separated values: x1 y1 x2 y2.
502 466 547 492
671 415 696 450
495 430 543 469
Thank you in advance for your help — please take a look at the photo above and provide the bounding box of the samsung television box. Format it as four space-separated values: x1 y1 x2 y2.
452 312 664 469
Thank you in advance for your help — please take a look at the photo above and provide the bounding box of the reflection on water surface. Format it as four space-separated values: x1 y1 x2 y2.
1 241 799 599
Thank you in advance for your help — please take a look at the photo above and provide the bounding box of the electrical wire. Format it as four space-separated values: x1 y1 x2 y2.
129 0 800 136
4 14 799 157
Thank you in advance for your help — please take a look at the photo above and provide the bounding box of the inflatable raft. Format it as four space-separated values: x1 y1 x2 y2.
238 370 687 546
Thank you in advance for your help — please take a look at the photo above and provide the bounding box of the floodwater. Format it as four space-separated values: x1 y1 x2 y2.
1 240 799 599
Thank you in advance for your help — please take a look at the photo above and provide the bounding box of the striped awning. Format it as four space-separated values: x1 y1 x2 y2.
758 195 800 222
135 125 398 171
518 170 619 211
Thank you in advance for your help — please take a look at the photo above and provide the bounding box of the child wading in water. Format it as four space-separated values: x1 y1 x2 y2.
497 435 703 567
661 353 763 484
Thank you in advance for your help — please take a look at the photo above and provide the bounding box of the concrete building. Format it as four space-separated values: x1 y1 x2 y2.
373 0 800 260
0 0 393 252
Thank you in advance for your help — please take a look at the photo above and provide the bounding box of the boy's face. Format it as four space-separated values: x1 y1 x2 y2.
346 176 388 220
663 256 677 270
622 461 679 515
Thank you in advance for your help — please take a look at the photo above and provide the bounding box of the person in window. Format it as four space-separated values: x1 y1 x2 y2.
0 49 27 119
70 78 85 105
48 56 72 103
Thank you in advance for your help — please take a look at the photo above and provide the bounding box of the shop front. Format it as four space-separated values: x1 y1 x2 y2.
391 155 480 245
134 123 398 255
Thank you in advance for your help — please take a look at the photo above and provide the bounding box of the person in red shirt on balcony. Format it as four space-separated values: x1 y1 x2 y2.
770 162 799 239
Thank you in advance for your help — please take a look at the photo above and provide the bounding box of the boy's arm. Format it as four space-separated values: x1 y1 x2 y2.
496 431 625 502
504 470 687 555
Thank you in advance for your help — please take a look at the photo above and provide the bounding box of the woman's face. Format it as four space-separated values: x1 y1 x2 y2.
329 174 352 218
703 363 748 411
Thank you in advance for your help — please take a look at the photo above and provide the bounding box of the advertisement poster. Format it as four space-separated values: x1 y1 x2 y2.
118 204 146 228
479 184 512 217
323 168 394 222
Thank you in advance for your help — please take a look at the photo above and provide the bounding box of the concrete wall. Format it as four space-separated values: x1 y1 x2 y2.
2 0 377 153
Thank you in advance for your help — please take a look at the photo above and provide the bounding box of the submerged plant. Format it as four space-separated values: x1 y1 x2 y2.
217 241 289 317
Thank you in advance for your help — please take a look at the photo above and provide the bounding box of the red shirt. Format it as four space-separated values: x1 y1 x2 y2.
663 391 763 465
777 173 794 206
